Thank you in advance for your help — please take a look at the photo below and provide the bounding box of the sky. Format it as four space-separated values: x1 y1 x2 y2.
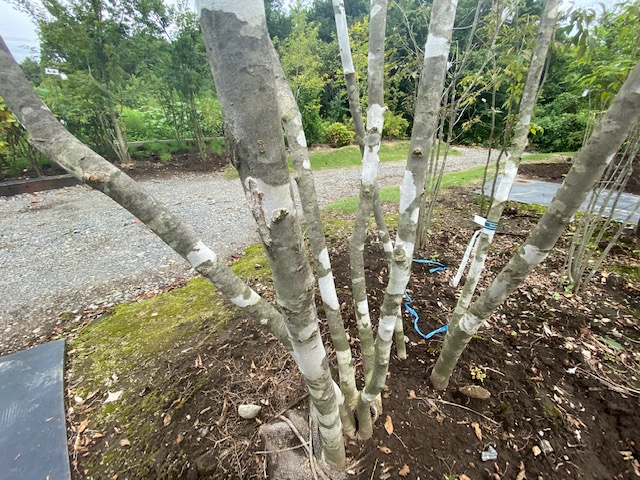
0 0 616 63
0 0 39 62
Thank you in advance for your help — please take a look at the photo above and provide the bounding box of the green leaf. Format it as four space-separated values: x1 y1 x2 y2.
597 337 624 350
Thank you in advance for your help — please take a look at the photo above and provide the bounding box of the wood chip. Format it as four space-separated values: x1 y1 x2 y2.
399 464 410 477
384 415 394 435
459 385 491 400
471 421 483 441
377 446 392 454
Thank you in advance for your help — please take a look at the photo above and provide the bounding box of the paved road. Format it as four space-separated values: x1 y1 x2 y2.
0 148 493 352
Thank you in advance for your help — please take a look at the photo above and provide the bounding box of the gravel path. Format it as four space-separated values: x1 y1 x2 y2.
0 147 494 352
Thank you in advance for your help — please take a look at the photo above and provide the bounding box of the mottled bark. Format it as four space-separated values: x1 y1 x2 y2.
339 0 389 390
0 36 290 350
198 2 345 467
452 0 560 308
271 46 358 432
356 0 458 440
431 59 640 390
332 0 366 150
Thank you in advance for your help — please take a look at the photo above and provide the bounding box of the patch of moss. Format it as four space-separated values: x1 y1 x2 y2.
68 243 277 478
610 264 640 283
229 243 271 281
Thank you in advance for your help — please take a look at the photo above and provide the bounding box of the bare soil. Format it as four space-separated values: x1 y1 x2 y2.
61 167 640 479
0 151 229 182
519 156 640 195
3 157 628 479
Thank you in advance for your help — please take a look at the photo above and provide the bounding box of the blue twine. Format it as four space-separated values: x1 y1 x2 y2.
403 258 448 340
412 258 447 273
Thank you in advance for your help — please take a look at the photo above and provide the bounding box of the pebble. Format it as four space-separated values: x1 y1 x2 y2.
238 404 262 419
459 385 491 400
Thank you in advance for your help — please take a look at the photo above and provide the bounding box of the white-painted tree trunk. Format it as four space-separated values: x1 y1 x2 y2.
354 0 458 440
332 0 366 150
271 45 359 435
450 0 561 306
0 36 293 352
431 58 640 390
197 1 345 467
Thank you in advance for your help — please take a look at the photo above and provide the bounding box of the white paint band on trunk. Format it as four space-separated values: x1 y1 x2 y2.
387 270 410 296
292 333 327 379
186 241 217 268
381 237 394 253
494 160 519 202
361 147 381 186
521 244 549 265
399 170 417 214
424 35 450 58
356 299 369 316
318 248 331 270
230 289 261 308
334 5 356 75
459 311 482 335
366 103 386 131
378 315 397 342
197 0 263 38
318 273 340 311
245 176 296 225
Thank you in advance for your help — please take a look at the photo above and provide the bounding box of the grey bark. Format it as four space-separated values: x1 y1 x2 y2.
0 36 290 349
271 46 359 433
197 2 345 467
449 0 561 311
431 59 640 390
356 0 458 440
332 0 366 150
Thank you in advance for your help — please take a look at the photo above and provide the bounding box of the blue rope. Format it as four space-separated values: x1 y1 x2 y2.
412 258 447 273
403 259 448 340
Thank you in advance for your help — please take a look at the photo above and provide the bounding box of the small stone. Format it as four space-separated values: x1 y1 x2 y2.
238 403 262 419
540 439 553 454
459 385 491 400
481 445 498 461
532 445 542 457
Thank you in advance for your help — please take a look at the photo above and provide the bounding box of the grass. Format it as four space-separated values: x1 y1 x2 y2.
223 140 461 179
523 151 576 161
326 165 491 213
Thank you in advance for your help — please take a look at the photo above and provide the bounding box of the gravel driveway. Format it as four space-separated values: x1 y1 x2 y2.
0 147 494 352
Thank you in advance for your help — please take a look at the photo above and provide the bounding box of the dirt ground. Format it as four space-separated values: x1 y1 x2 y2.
1 151 229 182
16 161 639 479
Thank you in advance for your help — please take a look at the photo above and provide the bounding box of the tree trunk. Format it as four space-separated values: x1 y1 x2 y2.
355 0 458 440
332 0 366 151
108 102 131 164
0 35 291 352
198 2 345 468
431 59 640 390
447 0 561 317
271 46 358 434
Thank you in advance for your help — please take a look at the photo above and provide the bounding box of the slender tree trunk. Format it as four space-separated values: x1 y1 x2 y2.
198 3 345 467
431 59 640 390
271 46 358 435
332 0 366 151
446 0 561 319
355 0 458 441
0 35 291 351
